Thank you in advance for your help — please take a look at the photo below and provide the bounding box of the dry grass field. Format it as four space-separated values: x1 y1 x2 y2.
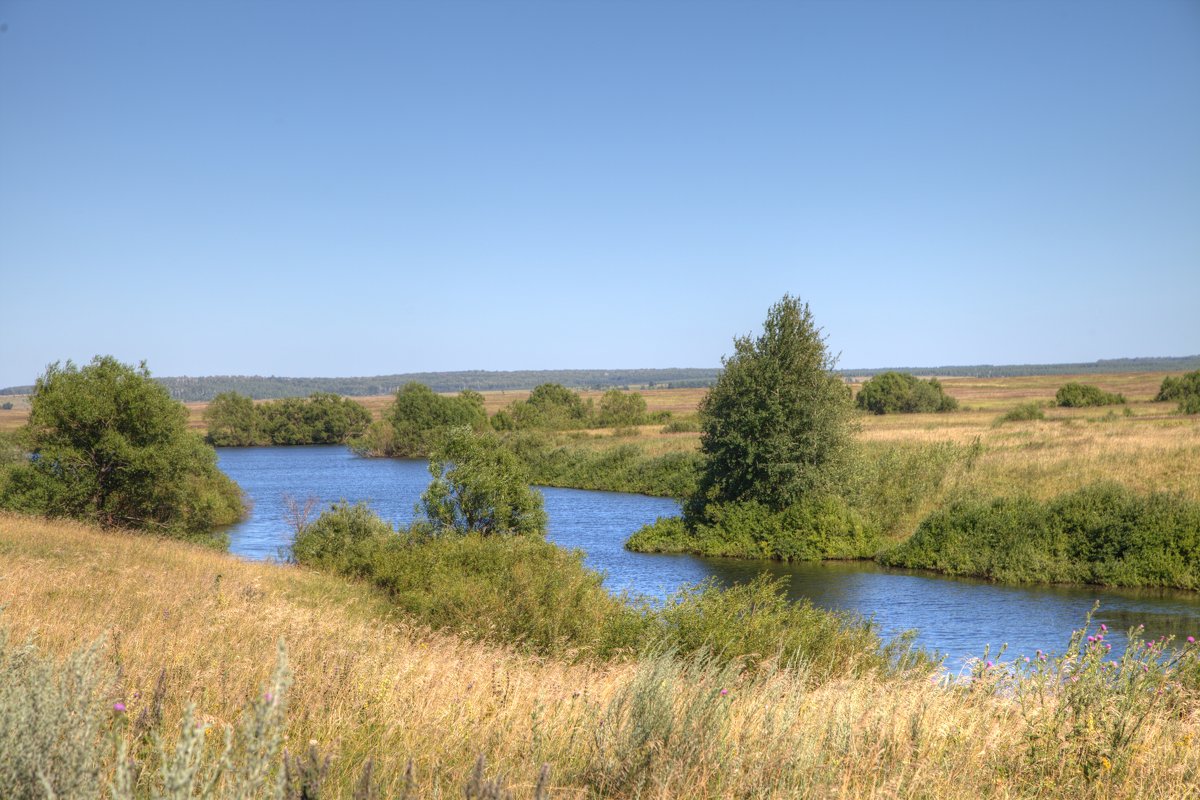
5 513 1200 798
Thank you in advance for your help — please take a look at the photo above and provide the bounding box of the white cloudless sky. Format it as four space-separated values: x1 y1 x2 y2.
2 1 1198 386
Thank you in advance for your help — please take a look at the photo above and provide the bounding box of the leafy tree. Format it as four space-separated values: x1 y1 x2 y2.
689 295 856 519
0 356 243 538
420 427 547 536
1054 382 1125 408
855 372 959 414
204 391 260 446
597 389 648 427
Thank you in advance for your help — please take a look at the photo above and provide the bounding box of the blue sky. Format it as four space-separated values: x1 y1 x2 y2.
2 0 1197 387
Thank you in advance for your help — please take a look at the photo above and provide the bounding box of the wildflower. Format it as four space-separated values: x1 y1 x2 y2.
113 702 126 713
1100 624 1108 632
264 692 274 703
986 661 993 669
720 688 729 696
1188 637 1195 644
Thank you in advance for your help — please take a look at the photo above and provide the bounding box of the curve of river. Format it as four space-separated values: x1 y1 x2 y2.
217 446 1200 667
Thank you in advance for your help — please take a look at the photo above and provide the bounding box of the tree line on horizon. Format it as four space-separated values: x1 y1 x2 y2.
4 356 1199 402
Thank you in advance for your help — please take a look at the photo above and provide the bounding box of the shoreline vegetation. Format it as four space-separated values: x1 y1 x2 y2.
2 354 1199 590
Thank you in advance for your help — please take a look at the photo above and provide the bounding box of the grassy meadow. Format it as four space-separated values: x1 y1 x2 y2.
6 512 1200 798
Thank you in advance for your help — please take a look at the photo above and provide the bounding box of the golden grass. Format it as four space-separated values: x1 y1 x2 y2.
4 513 1200 798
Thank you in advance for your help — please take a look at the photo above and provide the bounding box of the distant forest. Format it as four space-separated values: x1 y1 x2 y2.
3 356 1198 401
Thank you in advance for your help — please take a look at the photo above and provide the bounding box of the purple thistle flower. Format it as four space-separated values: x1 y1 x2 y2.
1099 624 1107 632
720 688 729 696
1188 637 1196 644
113 702 126 713
264 692 273 703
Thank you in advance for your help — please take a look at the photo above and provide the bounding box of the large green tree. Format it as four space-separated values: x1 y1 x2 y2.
689 295 856 519
0 357 244 538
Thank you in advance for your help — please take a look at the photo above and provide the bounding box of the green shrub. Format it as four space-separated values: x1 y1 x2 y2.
421 427 547 536
352 382 487 457
1054 382 1125 408
290 500 392 575
855 372 959 414
597 389 649 427
660 415 701 434
879 483 1200 589
628 496 878 562
1156 371 1200 414
653 575 919 676
295 510 646 659
997 402 1045 423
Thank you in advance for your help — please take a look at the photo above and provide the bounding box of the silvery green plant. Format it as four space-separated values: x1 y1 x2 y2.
0 627 108 799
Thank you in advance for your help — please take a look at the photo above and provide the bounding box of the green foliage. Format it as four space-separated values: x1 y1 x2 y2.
653 575 921 676
1156 371 1200 414
997 402 1046 423
352 382 487 457
508 433 701 499
206 392 372 447
597 389 649 427
879 483 1200 589
293 506 645 659
0 357 243 539
855 372 959 414
205 391 262 446
494 383 592 431
421 428 547 536
689 295 856 519
1054 382 1126 408
628 496 878 561
289 501 393 575
293 501 922 677
0 402 13 411
259 393 373 445
660 415 701 434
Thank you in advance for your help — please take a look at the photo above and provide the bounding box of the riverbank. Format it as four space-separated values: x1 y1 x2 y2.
4 513 1200 798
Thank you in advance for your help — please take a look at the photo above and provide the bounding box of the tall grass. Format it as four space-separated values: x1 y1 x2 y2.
6 514 1200 798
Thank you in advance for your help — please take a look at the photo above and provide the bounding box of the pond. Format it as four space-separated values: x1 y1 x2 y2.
217 445 1200 666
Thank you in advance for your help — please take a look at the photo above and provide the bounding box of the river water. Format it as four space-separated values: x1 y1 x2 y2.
217 446 1200 667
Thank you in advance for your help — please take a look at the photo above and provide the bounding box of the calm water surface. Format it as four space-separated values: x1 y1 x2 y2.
218 446 1200 666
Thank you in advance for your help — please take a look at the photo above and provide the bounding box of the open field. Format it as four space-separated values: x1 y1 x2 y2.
5 513 1200 798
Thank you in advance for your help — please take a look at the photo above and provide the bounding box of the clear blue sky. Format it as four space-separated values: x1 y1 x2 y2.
2 1 1197 387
